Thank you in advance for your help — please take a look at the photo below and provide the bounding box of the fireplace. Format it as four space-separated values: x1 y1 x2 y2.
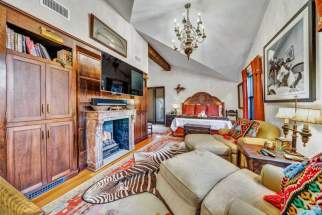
86 110 135 171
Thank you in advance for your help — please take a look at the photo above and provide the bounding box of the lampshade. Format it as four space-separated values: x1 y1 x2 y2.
172 104 179 109
276 107 322 124
275 107 295 119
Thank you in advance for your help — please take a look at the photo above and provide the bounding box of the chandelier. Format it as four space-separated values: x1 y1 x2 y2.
172 3 206 60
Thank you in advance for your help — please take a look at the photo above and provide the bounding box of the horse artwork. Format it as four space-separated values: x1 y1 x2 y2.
264 1 316 102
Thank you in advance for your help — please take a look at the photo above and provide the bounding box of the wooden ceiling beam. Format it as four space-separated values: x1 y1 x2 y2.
148 44 171 71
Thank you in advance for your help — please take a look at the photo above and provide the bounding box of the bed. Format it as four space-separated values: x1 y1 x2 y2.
171 92 233 137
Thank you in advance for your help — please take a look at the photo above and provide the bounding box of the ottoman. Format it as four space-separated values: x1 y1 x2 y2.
185 134 231 161
157 151 238 215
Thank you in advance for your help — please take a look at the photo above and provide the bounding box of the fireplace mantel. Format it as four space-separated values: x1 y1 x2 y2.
86 109 136 171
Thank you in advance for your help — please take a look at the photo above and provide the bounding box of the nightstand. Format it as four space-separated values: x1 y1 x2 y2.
166 114 177 127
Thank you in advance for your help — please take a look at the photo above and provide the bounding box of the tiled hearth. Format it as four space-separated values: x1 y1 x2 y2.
86 110 135 171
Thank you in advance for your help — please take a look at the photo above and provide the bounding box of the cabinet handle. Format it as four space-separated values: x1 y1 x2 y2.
41 130 45 140
47 104 50 113
41 104 45 114
47 130 50 139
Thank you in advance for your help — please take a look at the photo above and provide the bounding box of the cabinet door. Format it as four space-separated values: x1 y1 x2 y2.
7 125 46 193
134 111 142 143
141 111 147 137
46 121 73 182
46 64 71 119
7 54 46 122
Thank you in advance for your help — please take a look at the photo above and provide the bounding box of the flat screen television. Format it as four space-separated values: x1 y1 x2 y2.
101 52 144 96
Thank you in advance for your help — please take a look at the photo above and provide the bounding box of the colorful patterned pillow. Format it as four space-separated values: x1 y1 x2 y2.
228 119 254 139
281 153 322 215
245 120 260 137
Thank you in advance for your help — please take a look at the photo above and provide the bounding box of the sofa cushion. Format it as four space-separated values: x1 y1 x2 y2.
185 134 230 156
201 169 280 215
213 134 238 154
159 151 238 207
0 177 42 215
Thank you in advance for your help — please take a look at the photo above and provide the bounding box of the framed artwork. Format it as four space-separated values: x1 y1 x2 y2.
263 0 315 103
237 82 243 109
89 14 127 57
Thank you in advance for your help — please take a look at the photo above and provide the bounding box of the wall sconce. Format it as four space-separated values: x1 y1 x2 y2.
276 103 321 152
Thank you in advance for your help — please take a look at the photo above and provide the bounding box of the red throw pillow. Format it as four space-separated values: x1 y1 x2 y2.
183 104 195 116
263 192 282 210
195 104 207 116
228 119 254 139
245 121 260 137
207 104 219 117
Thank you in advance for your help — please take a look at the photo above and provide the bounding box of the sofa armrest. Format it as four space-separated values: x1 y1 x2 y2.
224 198 266 215
260 164 284 193
218 128 231 135
237 137 269 146
0 177 42 215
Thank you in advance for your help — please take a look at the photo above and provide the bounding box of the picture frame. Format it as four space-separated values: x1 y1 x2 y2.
316 0 322 31
237 82 243 109
263 0 315 103
89 14 127 57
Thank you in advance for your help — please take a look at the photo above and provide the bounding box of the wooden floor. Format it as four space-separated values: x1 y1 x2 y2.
32 136 154 207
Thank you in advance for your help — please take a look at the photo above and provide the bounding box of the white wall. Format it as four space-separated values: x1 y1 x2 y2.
148 59 238 115
2 0 148 72
245 0 322 157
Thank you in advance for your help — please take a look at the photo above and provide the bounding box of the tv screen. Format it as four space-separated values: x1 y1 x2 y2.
101 52 144 96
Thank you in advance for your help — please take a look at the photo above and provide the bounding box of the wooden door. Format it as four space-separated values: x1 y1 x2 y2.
46 64 71 119
46 121 73 182
7 54 46 122
7 125 46 193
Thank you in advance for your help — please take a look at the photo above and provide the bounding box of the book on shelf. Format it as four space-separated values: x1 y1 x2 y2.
6 26 52 60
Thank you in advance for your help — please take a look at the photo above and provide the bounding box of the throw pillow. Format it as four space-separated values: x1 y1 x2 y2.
195 104 207 116
245 120 260 137
183 104 195 116
281 153 322 215
264 153 322 214
228 119 254 139
207 104 219 117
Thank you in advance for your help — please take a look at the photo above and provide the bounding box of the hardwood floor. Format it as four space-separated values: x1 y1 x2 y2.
32 135 154 207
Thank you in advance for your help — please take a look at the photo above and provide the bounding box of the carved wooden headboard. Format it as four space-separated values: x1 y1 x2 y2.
182 92 225 116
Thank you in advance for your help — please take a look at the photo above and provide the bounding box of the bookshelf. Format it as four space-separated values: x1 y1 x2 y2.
6 22 72 66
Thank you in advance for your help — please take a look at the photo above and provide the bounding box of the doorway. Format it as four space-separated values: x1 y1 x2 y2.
148 87 165 124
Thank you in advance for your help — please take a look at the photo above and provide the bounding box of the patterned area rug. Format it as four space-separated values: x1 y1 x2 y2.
43 135 183 215
83 141 187 204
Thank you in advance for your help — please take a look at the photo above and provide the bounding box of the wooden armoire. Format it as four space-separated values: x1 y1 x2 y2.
0 2 148 194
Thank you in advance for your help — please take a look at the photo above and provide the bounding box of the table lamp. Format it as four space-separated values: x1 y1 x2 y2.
172 104 179 115
276 105 321 152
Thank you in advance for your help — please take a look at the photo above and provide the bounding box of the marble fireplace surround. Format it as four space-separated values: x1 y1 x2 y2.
86 109 136 171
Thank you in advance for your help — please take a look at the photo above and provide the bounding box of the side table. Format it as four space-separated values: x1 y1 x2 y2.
237 143 306 174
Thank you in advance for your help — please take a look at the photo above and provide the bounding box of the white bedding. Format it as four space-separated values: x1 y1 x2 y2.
170 117 233 131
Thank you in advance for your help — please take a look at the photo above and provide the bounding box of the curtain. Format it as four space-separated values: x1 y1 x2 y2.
251 56 265 120
242 69 248 119
241 56 265 120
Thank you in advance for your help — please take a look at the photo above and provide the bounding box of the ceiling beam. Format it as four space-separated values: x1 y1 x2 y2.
148 44 171 71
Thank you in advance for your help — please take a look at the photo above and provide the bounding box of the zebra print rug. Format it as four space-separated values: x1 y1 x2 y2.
82 141 187 204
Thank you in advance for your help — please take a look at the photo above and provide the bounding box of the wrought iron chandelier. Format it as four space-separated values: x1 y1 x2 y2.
172 3 206 60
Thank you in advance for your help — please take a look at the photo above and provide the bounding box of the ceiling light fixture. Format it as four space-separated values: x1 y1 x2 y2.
172 3 206 60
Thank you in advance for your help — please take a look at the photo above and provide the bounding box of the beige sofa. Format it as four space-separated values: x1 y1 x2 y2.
213 120 281 165
157 151 283 215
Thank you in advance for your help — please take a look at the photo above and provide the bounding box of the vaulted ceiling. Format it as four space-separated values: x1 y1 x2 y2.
106 0 269 81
